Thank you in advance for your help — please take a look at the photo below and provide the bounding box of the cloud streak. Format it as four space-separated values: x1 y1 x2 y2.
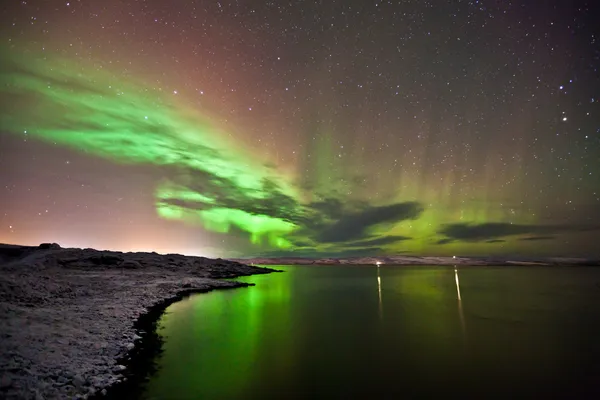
438 222 600 242
348 235 412 247
314 202 423 243
518 236 555 241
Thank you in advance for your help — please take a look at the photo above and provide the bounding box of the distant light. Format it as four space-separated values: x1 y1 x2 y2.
562 117 567 121
559 85 564 90
376 261 382 266
453 256 457 259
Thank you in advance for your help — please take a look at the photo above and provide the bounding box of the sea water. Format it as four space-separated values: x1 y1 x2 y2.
141 266 600 399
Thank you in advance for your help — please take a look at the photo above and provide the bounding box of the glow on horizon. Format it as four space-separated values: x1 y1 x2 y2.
2 237 218 258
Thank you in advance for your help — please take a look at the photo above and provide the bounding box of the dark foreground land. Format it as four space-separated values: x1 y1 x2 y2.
0 243 277 400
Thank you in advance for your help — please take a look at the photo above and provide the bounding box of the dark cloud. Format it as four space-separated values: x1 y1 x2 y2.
287 239 314 247
440 223 534 241
307 198 348 220
435 238 454 245
162 168 303 224
518 236 555 241
349 235 411 247
157 170 421 252
159 197 211 211
157 171 420 253
315 202 423 243
438 222 600 242
486 239 506 243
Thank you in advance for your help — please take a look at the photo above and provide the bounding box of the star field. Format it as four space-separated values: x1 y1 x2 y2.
1 0 599 257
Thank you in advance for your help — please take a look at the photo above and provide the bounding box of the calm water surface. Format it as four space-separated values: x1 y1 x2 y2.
142 266 600 399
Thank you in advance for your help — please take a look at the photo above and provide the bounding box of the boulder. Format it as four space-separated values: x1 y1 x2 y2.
119 260 143 269
88 255 123 266
38 243 61 250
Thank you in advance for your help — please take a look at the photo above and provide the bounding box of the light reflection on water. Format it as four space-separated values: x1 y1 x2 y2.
377 266 382 318
143 265 600 399
455 266 466 340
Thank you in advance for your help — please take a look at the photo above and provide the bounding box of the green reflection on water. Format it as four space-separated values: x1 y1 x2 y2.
143 266 600 399
145 266 468 399
147 268 293 399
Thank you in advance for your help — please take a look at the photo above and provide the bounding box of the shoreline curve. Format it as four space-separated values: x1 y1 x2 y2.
0 243 278 400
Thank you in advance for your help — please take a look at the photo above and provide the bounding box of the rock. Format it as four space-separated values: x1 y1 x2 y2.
38 243 61 250
119 260 142 269
72 374 86 389
88 255 123 266
0 375 12 388
113 364 126 372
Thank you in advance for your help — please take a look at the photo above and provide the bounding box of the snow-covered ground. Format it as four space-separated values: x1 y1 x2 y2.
0 243 276 400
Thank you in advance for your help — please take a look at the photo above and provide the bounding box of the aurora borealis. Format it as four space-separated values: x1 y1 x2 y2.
1 0 599 257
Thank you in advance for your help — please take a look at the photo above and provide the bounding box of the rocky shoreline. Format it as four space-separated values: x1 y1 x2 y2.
0 243 278 400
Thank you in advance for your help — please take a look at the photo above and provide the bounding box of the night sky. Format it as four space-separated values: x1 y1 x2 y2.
1 0 599 258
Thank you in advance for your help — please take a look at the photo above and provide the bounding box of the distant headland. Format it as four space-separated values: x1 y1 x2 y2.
230 255 600 266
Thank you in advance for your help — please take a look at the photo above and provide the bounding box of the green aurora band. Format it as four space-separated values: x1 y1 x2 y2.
2 47 592 256
1 47 300 249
